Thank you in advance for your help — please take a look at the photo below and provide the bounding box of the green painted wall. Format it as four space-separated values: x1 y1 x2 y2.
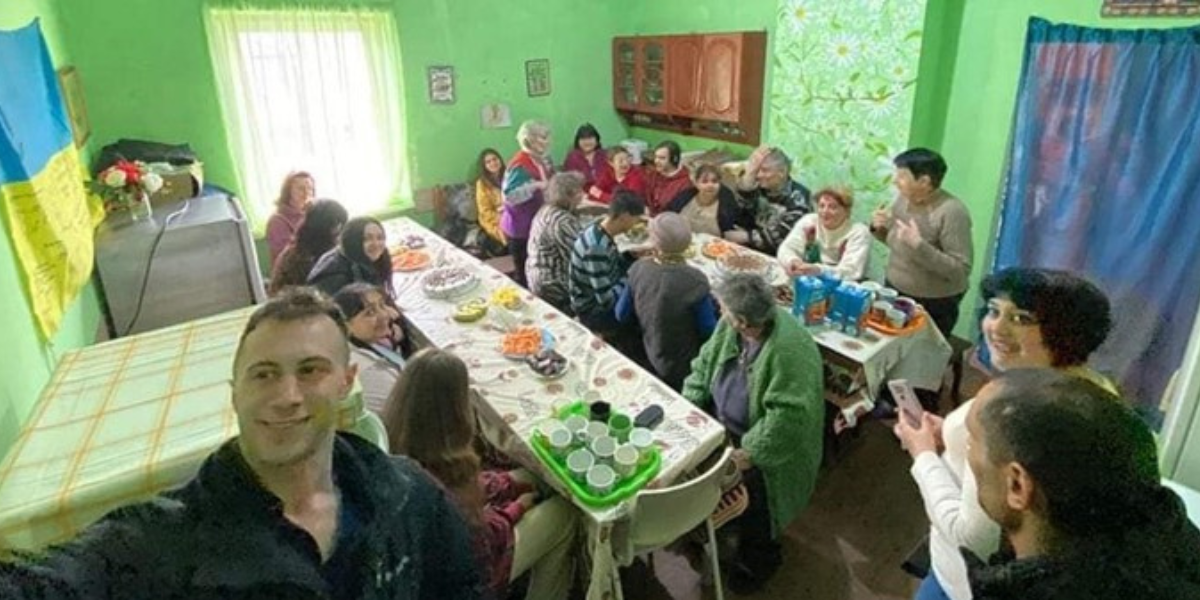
57 0 628 209
0 1 103 459
617 0 778 158
936 0 1200 336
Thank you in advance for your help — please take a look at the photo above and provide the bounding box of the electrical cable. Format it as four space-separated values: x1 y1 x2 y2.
118 199 193 337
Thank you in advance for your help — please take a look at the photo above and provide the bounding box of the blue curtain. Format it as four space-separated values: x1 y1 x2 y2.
993 18 1200 418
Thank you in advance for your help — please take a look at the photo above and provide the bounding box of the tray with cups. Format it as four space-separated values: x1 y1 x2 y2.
529 401 662 507
865 296 926 336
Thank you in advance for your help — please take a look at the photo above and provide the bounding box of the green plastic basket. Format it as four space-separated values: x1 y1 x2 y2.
529 401 661 508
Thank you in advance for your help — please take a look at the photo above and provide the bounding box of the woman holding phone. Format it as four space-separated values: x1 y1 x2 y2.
892 267 1116 600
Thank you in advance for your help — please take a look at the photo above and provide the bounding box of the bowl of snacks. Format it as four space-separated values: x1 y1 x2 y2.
717 253 770 276
393 249 431 272
500 326 543 360
625 222 649 244
701 239 737 259
490 286 524 310
526 348 570 380
452 298 489 323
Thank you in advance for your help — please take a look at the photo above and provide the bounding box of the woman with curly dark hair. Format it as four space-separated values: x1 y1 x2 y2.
267 199 348 295
893 267 1116 600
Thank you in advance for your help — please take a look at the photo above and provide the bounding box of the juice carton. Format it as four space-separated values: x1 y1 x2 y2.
793 276 828 325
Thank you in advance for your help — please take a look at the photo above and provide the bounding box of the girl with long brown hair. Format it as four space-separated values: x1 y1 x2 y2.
385 349 578 599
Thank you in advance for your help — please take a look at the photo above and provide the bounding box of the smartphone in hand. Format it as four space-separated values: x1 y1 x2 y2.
887 379 924 428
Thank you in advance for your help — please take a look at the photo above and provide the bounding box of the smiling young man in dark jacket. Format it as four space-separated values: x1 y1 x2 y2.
0 288 484 600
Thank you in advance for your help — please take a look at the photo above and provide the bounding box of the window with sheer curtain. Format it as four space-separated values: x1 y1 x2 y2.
204 6 406 225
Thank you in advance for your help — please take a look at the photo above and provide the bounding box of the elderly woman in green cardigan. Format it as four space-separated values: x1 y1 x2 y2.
681 273 824 594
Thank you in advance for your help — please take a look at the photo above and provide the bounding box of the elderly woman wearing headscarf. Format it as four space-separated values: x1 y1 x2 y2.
615 213 716 390
502 120 555 287
681 273 825 594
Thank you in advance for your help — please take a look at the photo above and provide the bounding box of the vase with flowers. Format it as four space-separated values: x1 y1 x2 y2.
91 160 164 223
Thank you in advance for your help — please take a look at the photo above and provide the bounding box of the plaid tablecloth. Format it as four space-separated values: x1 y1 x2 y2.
0 307 375 553
384 218 727 600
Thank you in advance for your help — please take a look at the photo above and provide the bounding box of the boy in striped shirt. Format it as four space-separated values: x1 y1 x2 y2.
569 191 646 333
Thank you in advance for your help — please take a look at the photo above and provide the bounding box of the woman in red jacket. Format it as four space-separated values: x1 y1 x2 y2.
588 145 646 204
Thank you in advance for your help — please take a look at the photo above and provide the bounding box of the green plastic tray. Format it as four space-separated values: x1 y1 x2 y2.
529 401 661 508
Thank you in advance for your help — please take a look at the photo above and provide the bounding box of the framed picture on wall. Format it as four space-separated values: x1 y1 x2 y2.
57 66 90 147
525 59 551 97
1103 0 1200 16
427 65 455 104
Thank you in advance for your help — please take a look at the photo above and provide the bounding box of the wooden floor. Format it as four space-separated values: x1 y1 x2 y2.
619 368 989 600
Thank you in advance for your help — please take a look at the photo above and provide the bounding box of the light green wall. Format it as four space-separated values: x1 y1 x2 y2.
0 0 103 459
618 0 778 158
936 0 1200 336
57 0 628 203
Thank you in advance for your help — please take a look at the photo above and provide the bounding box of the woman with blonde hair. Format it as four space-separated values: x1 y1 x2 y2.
265 171 315 267
386 349 577 599
777 187 871 281
501 120 555 286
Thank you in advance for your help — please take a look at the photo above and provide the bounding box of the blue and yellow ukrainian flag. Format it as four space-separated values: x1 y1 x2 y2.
0 19 102 339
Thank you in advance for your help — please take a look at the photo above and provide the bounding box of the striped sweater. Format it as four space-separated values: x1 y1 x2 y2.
526 205 583 312
500 150 553 239
569 222 629 318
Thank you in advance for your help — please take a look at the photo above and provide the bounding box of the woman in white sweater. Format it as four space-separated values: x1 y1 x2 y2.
776 188 871 281
893 267 1116 600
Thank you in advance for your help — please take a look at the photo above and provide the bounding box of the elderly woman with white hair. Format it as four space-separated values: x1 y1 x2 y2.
527 172 586 314
502 120 555 287
681 273 825 594
615 213 717 390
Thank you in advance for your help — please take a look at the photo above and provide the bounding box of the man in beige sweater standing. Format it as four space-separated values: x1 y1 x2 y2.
871 148 973 338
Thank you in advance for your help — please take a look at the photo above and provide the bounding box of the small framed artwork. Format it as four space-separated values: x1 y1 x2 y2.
427 65 455 104
525 59 551 97
1102 0 1200 16
480 103 512 129
57 66 91 146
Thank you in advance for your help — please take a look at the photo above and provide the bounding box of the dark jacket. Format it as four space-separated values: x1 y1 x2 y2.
966 490 1200 600
307 249 389 297
0 434 485 600
666 185 751 235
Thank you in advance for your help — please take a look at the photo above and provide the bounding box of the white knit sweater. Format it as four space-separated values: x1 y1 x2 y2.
776 212 872 280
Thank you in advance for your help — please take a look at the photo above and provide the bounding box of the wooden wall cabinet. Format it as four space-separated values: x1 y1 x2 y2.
612 31 766 145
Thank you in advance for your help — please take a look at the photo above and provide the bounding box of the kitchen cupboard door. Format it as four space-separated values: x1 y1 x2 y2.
699 34 743 122
666 35 703 116
639 37 670 114
613 37 640 111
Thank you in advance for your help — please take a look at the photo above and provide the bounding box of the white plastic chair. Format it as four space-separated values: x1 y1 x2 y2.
615 446 737 600
349 410 390 452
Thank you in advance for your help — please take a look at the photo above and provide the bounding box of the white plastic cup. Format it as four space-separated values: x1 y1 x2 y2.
613 444 640 478
886 307 907 328
590 435 617 465
535 418 567 440
586 463 617 496
548 428 574 457
564 415 589 444
629 427 655 462
584 421 609 444
878 287 899 302
567 449 595 482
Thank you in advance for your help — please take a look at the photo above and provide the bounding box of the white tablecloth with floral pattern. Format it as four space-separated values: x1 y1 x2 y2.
384 218 726 600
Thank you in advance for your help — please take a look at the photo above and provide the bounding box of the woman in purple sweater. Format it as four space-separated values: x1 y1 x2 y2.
502 120 555 287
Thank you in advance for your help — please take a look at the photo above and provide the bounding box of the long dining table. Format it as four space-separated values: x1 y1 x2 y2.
383 217 727 600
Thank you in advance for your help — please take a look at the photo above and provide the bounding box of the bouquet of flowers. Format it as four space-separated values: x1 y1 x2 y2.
90 160 163 213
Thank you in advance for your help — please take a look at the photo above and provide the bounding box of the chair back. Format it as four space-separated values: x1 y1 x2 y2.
625 447 735 554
